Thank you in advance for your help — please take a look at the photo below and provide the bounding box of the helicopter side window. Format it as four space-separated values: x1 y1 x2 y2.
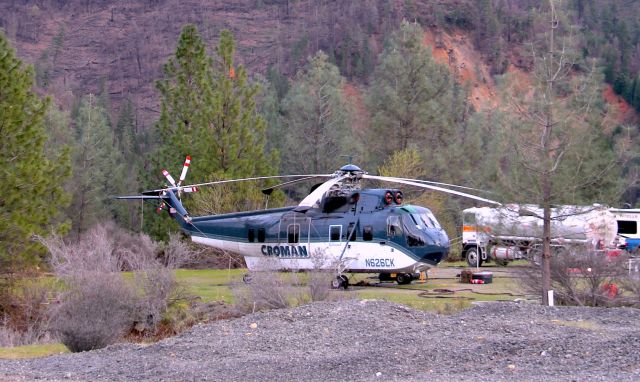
248 228 255 243
387 216 403 237
363 226 373 241
288 224 300 243
258 228 266 243
330 225 342 242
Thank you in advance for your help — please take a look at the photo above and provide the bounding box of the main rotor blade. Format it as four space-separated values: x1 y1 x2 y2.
151 174 333 193
261 176 328 195
363 175 501 206
296 175 348 210
387 177 490 193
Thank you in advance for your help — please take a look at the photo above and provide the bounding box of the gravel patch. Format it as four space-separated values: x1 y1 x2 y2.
1 299 639 381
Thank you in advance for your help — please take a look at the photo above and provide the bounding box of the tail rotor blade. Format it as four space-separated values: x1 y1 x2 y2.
182 186 198 193
178 155 191 186
162 169 177 187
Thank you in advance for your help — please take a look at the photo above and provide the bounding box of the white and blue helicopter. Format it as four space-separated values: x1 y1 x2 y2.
119 157 499 288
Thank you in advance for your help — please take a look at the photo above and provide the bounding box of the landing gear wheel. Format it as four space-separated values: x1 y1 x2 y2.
466 247 483 267
339 275 349 289
396 273 412 285
242 273 253 284
331 275 348 289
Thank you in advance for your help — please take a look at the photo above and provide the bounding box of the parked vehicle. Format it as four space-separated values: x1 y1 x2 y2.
609 208 640 254
461 204 619 267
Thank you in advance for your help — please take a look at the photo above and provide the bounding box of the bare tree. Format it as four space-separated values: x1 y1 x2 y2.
495 0 631 304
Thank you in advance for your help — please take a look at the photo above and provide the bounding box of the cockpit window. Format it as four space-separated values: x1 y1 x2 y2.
418 212 441 229
404 212 441 230
402 214 425 247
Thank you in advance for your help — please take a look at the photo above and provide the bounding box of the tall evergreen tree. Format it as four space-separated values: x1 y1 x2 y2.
68 94 125 240
152 25 277 225
114 99 143 231
0 32 71 271
281 51 357 174
156 26 276 179
366 21 456 174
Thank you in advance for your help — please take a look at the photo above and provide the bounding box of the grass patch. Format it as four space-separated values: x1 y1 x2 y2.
0 343 68 359
441 260 530 268
175 268 246 303
356 289 472 313
174 268 525 312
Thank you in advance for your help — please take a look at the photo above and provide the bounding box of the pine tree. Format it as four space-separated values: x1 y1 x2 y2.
0 32 71 271
281 51 357 174
366 21 455 174
155 26 276 179
114 99 142 231
152 25 277 224
68 94 125 240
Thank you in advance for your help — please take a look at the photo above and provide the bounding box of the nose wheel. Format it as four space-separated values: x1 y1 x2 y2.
331 274 349 289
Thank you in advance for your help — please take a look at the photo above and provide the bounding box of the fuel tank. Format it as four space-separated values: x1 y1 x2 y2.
463 204 618 247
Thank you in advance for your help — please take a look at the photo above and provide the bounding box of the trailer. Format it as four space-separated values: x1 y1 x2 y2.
461 204 619 267
609 208 640 254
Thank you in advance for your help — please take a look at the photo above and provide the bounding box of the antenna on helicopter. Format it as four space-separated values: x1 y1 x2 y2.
340 154 356 165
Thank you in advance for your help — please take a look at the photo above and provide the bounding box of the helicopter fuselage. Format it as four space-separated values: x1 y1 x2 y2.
175 188 450 274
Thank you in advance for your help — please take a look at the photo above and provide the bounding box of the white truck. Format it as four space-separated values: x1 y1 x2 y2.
609 208 640 254
461 204 620 267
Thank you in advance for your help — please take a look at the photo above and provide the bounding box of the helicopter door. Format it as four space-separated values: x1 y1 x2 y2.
278 215 311 247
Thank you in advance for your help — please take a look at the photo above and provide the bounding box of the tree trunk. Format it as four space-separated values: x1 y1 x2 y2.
542 175 552 305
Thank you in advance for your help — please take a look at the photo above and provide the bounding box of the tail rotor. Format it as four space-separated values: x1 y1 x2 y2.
157 155 198 214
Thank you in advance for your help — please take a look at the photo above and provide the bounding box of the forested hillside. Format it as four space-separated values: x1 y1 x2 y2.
2 0 640 126
1 0 640 265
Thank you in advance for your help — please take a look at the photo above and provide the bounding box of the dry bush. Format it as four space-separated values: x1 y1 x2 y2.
42 225 136 351
307 249 334 302
182 247 246 269
232 258 304 313
49 272 135 352
521 246 629 307
232 252 338 313
41 223 193 351
125 232 194 332
0 277 54 347
619 258 640 307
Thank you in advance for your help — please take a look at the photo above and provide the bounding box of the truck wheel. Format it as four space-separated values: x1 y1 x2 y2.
466 247 483 267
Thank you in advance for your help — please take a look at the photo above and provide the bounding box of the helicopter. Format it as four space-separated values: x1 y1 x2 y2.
118 157 500 288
